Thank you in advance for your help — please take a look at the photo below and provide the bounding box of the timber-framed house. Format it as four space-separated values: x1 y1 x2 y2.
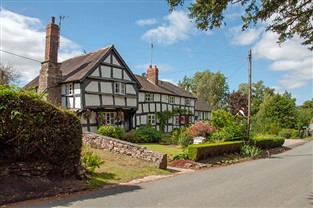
24 17 211 133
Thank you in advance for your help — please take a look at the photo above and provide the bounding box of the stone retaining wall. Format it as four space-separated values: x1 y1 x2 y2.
0 162 52 177
82 131 167 169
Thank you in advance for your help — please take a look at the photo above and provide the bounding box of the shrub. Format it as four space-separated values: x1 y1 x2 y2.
178 135 193 148
188 121 216 138
240 144 262 159
81 150 104 175
97 125 126 139
171 127 188 145
278 129 294 139
187 141 243 161
171 151 189 160
0 85 82 175
211 110 248 141
127 125 162 143
291 130 299 139
251 135 285 149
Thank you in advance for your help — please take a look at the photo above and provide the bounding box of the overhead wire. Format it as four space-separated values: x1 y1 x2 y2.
0 49 42 63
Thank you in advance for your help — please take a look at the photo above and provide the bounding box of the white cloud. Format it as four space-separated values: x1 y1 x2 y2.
136 18 157 26
253 31 313 90
229 25 264 45
0 8 83 86
141 10 195 45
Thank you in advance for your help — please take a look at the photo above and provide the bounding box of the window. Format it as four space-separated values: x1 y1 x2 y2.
188 116 193 124
115 82 125 95
106 112 115 125
169 96 174 104
185 98 191 106
147 114 156 125
66 83 73 95
145 93 154 102
175 116 180 125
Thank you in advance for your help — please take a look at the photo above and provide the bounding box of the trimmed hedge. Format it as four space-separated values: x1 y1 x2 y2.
251 135 285 149
0 86 82 176
187 141 243 161
97 125 126 139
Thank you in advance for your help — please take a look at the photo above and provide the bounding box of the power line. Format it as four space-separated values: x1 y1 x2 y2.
0 49 42 63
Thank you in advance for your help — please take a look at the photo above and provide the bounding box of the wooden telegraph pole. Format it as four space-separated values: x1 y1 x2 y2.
248 49 252 142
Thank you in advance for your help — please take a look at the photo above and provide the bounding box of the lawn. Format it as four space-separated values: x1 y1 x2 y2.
140 143 184 156
82 146 170 188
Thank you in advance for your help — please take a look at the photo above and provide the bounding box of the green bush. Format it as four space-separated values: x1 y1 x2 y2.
291 130 299 139
97 125 126 139
81 150 104 175
187 141 243 161
0 85 82 175
171 127 188 145
278 129 294 139
171 151 189 160
178 135 193 148
240 144 262 159
127 125 162 143
251 135 285 149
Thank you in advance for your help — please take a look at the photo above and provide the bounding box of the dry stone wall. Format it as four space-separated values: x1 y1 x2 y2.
82 131 167 169
0 162 52 177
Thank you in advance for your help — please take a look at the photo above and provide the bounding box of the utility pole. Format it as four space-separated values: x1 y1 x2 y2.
248 49 252 141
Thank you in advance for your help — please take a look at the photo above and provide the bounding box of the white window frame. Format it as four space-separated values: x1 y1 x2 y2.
66 83 73 95
185 98 191 106
114 82 125 95
145 93 154 102
169 96 174 104
105 112 115 125
147 114 156 125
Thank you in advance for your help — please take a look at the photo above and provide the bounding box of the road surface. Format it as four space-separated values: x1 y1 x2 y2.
21 141 313 208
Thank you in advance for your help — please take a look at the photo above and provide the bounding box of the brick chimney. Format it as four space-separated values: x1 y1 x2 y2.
147 65 159 85
37 17 62 106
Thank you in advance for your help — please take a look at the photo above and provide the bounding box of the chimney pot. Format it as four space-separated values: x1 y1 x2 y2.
51 16 55 24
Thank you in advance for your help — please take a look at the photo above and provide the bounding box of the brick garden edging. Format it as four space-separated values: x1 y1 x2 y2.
82 131 167 169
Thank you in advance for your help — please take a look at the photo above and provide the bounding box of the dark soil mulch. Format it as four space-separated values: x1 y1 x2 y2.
0 175 88 207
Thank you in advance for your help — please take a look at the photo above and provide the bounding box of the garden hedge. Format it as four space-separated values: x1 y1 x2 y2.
187 141 243 161
251 135 285 149
0 86 82 176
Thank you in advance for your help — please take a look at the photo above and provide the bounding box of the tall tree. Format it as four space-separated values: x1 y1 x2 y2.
167 0 313 50
296 99 313 129
0 64 21 85
239 80 275 116
228 90 248 116
178 75 194 93
256 91 297 129
180 69 229 110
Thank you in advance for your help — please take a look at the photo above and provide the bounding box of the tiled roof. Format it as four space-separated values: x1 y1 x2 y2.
24 46 112 89
195 98 212 112
158 80 195 99
134 75 174 95
61 46 111 82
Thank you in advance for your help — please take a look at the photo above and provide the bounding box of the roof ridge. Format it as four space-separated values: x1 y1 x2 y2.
60 45 112 63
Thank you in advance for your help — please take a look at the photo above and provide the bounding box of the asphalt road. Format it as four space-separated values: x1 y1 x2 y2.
21 141 313 208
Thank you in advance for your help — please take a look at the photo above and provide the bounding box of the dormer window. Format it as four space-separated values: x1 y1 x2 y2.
115 82 125 95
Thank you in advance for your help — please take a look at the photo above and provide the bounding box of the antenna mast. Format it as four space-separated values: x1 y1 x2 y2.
150 43 154 66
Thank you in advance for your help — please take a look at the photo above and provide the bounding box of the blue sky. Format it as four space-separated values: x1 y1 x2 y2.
0 0 312 105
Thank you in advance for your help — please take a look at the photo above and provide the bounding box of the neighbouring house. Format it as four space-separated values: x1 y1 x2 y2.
24 17 211 133
195 98 212 121
135 65 196 133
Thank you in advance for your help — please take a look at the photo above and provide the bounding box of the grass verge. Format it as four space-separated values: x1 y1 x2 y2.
139 143 184 156
82 147 170 188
